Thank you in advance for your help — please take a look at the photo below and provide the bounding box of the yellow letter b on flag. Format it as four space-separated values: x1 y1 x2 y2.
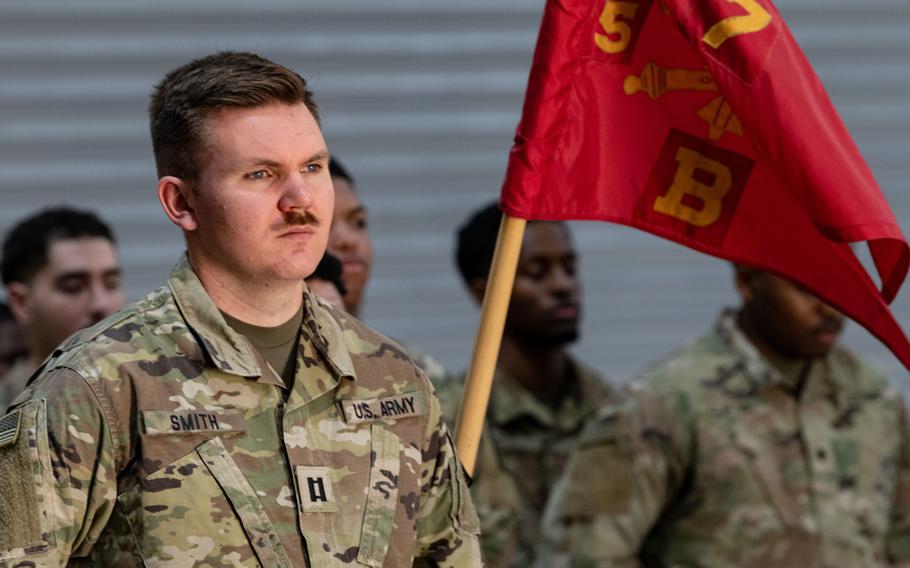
637 130 753 246
654 146 732 227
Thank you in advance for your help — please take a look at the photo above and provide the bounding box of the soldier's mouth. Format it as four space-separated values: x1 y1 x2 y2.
341 258 366 274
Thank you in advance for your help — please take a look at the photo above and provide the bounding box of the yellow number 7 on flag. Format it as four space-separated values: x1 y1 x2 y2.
702 0 772 49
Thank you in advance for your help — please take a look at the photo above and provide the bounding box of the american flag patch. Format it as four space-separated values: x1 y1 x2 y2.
0 411 21 448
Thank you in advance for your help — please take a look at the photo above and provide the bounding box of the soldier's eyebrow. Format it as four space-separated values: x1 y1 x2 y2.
239 158 283 169
305 150 329 164
55 271 90 281
53 272 90 288
55 267 121 282
238 150 329 170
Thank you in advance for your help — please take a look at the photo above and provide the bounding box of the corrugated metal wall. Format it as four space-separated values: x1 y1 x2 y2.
1 0 908 386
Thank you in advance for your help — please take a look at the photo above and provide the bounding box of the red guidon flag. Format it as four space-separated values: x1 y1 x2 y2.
500 0 910 369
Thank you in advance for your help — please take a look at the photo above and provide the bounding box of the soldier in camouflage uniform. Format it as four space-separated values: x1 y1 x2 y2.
327 156 451 384
552 266 910 567
437 202 612 567
0 51 480 567
0 207 124 409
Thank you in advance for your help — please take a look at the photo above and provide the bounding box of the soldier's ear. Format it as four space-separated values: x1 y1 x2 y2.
158 176 198 232
6 282 33 327
734 265 758 304
468 277 487 305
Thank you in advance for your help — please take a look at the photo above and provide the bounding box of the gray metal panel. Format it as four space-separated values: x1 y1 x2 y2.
0 0 907 387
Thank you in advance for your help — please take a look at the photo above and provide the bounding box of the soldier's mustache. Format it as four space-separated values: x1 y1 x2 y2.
281 210 320 227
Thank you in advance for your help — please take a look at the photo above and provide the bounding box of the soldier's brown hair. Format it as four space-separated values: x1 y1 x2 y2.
1 207 116 286
149 51 320 182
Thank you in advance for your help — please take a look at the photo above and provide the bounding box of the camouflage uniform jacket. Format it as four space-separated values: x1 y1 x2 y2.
438 359 612 567
402 343 452 388
555 310 910 568
0 256 481 567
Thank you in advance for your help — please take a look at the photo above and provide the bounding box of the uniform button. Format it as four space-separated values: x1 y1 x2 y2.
816 448 827 460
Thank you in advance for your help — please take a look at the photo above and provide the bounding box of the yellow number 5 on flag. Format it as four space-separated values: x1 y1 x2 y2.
595 1 640 54
702 0 772 49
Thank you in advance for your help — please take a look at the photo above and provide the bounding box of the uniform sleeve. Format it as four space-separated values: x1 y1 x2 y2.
469 432 522 568
0 368 117 566
554 387 693 568
887 396 910 566
430 377 518 566
412 378 482 567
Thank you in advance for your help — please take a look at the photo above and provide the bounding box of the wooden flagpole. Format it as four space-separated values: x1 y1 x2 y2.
454 213 526 476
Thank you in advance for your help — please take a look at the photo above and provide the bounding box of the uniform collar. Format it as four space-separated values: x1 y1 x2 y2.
301 292 357 382
168 255 355 382
713 308 842 399
488 356 607 431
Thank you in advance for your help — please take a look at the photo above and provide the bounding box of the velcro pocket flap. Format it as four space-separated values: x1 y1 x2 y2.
356 424 402 566
196 437 294 568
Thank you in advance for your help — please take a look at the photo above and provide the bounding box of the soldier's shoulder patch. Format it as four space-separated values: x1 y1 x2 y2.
0 400 52 557
0 410 21 448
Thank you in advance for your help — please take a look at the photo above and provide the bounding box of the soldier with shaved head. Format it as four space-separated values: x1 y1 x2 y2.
438 201 612 567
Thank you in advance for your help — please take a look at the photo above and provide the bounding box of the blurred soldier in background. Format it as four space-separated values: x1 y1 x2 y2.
0 303 27 398
439 201 613 567
327 157 372 317
327 156 451 382
0 207 124 408
305 250 347 308
0 52 479 566
552 266 910 567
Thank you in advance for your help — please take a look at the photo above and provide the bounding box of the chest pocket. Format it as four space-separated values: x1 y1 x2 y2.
689 403 794 540
118 436 293 568
295 423 409 567
852 400 901 538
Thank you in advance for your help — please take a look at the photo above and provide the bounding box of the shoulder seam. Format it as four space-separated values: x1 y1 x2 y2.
63 287 169 353
62 366 125 474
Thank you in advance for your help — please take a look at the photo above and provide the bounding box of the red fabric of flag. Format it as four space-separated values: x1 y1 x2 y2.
500 0 910 368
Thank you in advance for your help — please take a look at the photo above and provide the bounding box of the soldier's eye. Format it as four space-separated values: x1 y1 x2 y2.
55 276 88 295
352 213 368 231
521 261 547 281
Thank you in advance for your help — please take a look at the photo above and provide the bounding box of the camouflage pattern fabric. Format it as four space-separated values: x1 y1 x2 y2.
553 309 910 568
402 343 452 387
436 359 612 567
0 256 481 567
0 358 30 412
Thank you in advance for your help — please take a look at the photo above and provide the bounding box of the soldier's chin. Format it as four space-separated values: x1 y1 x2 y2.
807 329 840 356
274 255 321 282
539 329 579 348
799 340 836 359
